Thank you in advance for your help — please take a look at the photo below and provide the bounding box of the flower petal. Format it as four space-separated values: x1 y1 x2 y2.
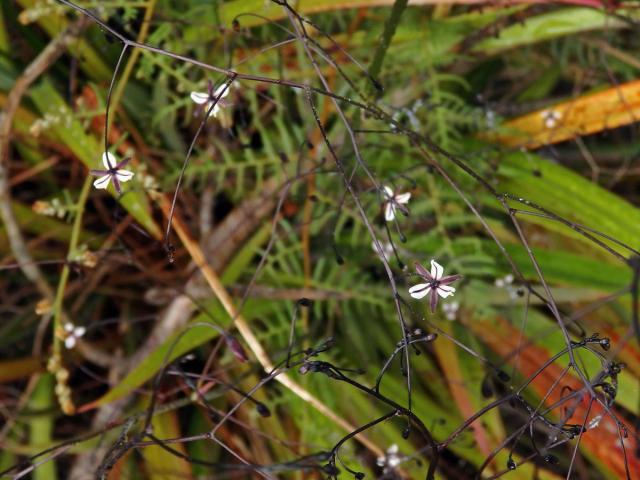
414 262 433 281
430 259 444 280
384 203 396 222
116 169 134 182
430 289 438 313
93 174 111 190
214 84 230 99
190 91 209 104
383 186 394 198
64 336 76 349
436 285 456 298
64 322 74 332
74 326 86 337
408 283 431 299
439 274 462 286
395 192 411 204
102 152 117 169
112 176 122 195
115 157 131 169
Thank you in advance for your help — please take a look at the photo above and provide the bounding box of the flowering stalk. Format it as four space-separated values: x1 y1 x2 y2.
49 176 92 415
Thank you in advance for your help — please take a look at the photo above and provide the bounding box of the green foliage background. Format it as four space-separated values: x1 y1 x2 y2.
1 1 640 479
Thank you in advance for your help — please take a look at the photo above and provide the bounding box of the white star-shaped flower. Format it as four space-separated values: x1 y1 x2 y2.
190 82 230 118
409 259 462 313
541 109 562 129
442 300 460 321
63 322 86 349
90 152 134 194
382 185 411 222
495 273 518 300
376 444 406 471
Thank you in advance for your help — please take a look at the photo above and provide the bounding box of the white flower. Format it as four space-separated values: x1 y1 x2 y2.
409 259 462 313
190 83 230 118
63 322 86 349
495 273 518 300
541 110 562 129
442 300 460 321
382 185 411 222
376 444 405 470
90 152 134 194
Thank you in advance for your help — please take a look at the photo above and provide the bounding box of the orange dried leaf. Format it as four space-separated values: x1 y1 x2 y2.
470 317 640 478
494 79 640 149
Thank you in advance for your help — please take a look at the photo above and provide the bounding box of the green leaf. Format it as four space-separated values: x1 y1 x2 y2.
95 321 221 406
497 151 640 258
140 410 192 479
28 374 56 480
502 243 631 291
474 8 628 53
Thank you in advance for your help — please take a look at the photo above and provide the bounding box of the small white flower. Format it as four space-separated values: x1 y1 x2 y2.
442 300 460 321
190 83 230 118
541 110 562 129
63 322 86 349
90 152 134 194
382 185 411 222
376 444 405 470
495 274 513 288
409 260 462 313
495 274 518 300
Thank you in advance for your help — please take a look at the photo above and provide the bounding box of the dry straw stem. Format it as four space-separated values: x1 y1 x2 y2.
157 196 384 457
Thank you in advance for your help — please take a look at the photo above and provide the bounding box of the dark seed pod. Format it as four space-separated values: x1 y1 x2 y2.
322 464 339 475
298 298 312 307
256 403 271 417
371 78 384 93
481 377 494 398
